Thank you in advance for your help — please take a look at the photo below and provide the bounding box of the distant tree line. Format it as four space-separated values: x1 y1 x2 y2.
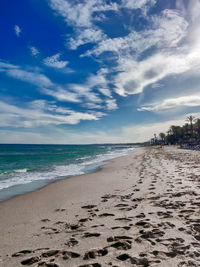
151 115 200 145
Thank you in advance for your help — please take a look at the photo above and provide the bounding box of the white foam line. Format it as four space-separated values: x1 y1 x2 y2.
0 147 135 190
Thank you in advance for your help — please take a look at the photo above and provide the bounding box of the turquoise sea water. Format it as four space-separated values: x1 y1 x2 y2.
0 144 135 201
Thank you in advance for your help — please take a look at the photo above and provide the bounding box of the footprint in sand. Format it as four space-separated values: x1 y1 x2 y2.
116 254 150 266
21 257 40 265
115 217 132 222
91 224 104 228
41 219 50 223
107 241 132 250
12 250 32 257
65 238 79 247
81 205 97 209
83 248 108 260
107 236 132 242
83 232 101 238
62 250 80 260
98 213 115 217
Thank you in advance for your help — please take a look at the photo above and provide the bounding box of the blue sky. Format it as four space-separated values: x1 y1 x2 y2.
1 0 200 144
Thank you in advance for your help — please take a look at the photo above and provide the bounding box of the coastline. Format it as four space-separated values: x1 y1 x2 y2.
1 146 200 266
0 145 136 202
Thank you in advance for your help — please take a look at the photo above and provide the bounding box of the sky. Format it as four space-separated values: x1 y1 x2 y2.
1 0 200 144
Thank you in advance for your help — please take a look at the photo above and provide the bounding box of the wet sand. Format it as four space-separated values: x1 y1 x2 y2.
0 146 200 267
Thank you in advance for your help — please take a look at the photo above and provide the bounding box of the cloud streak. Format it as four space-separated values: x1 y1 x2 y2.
138 94 200 111
43 53 69 68
14 25 21 37
50 0 198 106
30 46 40 57
0 113 195 144
49 0 118 27
0 60 117 117
0 100 105 128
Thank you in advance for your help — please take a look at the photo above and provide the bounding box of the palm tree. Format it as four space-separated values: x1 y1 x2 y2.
159 132 166 143
186 115 196 137
170 125 179 143
166 125 183 144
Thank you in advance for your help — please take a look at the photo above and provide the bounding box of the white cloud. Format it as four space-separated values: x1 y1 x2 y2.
43 53 68 68
65 69 116 108
49 0 155 31
50 0 156 57
50 0 92 27
98 88 112 97
121 0 156 10
7 1 200 135
30 46 40 56
68 74 118 110
76 7 192 101
48 0 158 61
7 68 53 88
106 99 118 110
50 0 174 109
84 102 102 109
114 52 189 96
0 61 53 88
70 84 103 104
0 61 18 70
0 61 81 103
14 25 21 37
113 30 200 96
68 28 106 50
83 9 187 58
0 100 105 128
87 70 108 88
138 94 200 111
1 114 195 144
84 35 129 57
49 0 118 28
151 9 188 47
85 92 103 104
85 69 113 98
49 0 118 56
43 88 81 103
184 0 200 22
0 61 114 111
48 0 200 117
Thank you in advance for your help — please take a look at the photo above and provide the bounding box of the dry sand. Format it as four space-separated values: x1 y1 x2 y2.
0 146 200 267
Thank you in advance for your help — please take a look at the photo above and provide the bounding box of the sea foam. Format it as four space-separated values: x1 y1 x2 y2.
0 145 135 198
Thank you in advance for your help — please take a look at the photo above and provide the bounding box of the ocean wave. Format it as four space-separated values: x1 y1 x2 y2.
0 164 84 190
14 168 29 173
0 146 135 191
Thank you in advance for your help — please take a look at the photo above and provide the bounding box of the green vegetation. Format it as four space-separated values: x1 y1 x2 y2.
151 115 200 146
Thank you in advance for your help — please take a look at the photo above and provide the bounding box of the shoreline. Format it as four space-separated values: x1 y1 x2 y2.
1 146 200 266
0 147 137 203
0 148 137 204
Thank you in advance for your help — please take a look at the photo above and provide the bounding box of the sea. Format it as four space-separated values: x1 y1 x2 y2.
0 144 136 201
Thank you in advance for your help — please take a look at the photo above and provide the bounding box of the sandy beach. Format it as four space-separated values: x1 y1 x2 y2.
1 146 200 267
